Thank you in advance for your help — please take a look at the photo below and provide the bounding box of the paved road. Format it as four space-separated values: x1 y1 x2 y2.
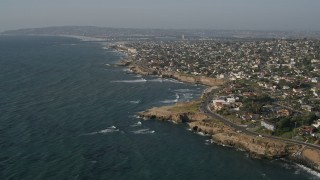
200 94 320 150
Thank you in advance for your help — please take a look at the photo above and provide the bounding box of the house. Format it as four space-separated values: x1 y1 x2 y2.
276 108 291 117
312 119 320 128
311 77 318 83
212 99 229 111
261 120 275 131
226 98 236 103
301 105 313 112
299 126 315 136
282 86 290 90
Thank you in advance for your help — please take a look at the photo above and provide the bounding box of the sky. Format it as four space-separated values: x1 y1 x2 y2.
1 0 320 32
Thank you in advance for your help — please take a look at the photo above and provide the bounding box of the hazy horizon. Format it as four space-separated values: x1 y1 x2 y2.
1 0 320 32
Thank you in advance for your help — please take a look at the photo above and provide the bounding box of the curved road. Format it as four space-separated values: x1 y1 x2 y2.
200 94 320 150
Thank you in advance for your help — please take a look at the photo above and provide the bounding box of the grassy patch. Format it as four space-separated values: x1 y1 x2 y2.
171 100 201 113
225 115 242 124
279 131 294 139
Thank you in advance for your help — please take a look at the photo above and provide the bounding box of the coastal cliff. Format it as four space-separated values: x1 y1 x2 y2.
138 101 208 123
139 101 320 172
117 60 225 86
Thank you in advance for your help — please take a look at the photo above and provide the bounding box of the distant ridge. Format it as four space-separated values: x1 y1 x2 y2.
2 26 320 39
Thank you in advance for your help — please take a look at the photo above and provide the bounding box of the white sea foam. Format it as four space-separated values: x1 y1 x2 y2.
296 164 320 179
182 93 193 98
160 99 178 104
122 68 133 73
131 128 155 134
132 115 141 119
111 78 147 83
129 100 141 104
148 78 165 83
83 126 119 135
195 131 210 136
174 89 194 93
165 78 183 84
179 93 193 102
148 78 183 84
196 132 206 136
130 121 142 127
160 93 180 104
99 128 119 133
61 43 77 46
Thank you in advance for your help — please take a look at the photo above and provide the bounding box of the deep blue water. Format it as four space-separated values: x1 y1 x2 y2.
0 35 318 180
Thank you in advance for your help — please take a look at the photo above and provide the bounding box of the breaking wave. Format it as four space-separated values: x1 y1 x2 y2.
82 126 119 135
130 121 142 127
111 78 147 83
131 128 155 134
174 89 194 93
160 93 180 104
148 78 183 83
296 164 320 179
129 100 141 104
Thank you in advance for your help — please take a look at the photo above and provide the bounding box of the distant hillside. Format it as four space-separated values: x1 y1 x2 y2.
2 26 320 39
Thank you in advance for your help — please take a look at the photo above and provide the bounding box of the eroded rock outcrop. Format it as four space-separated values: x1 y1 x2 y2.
138 102 208 123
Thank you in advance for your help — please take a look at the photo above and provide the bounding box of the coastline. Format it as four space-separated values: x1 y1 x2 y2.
138 98 320 174
112 45 320 175
116 59 225 87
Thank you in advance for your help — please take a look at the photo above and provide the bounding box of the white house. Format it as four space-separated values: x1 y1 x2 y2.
261 120 275 131
312 119 320 128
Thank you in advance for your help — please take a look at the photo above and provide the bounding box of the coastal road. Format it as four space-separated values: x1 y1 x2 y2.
200 94 320 150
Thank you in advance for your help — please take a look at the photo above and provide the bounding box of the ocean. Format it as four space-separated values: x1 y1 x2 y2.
0 35 318 180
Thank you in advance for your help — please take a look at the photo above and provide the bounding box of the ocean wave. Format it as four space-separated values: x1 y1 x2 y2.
122 68 133 73
178 93 193 102
160 99 178 104
148 78 165 83
204 139 213 145
130 121 142 127
195 131 210 136
111 78 147 83
128 115 141 119
296 164 320 179
83 126 119 135
165 78 184 84
174 89 194 93
182 93 193 98
160 93 180 104
129 100 141 104
131 128 155 134
61 43 77 46
148 78 183 84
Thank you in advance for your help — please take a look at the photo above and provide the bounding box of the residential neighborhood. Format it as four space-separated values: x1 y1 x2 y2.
121 38 320 142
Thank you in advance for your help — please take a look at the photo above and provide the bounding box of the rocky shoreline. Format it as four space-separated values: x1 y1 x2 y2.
117 59 225 87
115 48 320 174
138 101 320 173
